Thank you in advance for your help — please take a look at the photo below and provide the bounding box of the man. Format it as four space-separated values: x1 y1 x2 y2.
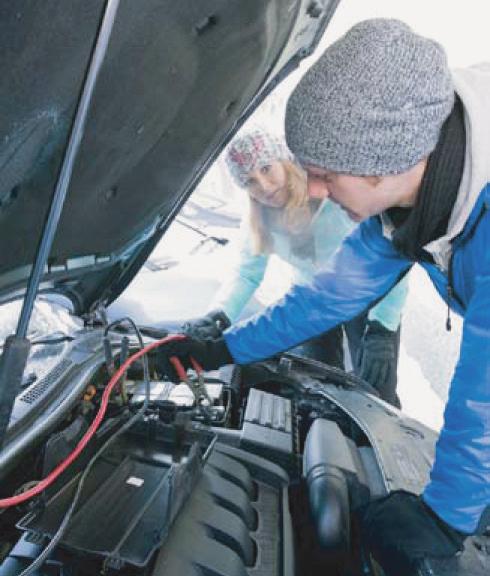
158 19 490 573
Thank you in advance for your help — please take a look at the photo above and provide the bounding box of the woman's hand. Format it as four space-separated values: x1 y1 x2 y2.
358 320 400 407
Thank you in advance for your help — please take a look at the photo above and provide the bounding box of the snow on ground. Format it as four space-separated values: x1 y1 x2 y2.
397 266 463 430
402 266 463 402
397 346 445 432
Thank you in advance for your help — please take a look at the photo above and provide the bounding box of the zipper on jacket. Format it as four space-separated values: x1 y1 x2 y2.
446 250 463 332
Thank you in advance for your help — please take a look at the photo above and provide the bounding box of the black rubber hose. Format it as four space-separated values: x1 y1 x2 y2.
303 418 351 551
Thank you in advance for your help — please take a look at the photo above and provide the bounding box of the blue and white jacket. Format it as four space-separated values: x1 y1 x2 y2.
223 64 490 533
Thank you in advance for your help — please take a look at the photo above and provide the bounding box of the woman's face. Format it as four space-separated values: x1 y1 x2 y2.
244 161 289 208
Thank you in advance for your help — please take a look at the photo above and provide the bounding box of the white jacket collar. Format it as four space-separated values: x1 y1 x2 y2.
382 64 490 270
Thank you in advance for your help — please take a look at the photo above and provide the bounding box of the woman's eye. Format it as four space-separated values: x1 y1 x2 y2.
245 177 256 188
260 165 271 174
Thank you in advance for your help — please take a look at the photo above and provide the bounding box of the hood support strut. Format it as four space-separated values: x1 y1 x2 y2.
0 0 120 447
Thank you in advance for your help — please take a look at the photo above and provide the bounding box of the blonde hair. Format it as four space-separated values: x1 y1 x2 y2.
248 160 312 254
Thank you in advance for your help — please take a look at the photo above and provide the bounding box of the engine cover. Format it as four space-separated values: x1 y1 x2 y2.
152 443 293 576
18 418 293 576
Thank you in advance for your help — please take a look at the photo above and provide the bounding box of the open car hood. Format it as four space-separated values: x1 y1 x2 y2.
0 0 339 315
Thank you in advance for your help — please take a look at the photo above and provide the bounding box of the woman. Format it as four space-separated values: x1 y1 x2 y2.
190 129 408 405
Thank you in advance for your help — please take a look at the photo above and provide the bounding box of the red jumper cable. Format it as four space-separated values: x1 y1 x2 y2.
0 334 197 509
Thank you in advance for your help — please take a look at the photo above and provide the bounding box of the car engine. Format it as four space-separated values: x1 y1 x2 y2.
0 327 488 576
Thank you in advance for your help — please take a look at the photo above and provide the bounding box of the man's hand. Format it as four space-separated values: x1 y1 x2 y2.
182 309 231 340
154 335 233 382
358 320 400 407
359 491 466 576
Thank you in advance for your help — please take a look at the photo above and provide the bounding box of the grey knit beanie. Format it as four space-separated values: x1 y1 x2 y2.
226 128 293 188
285 18 455 175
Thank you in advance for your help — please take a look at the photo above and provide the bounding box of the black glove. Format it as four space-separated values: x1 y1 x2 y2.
182 309 231 340
155 336 233 382
359 491 466 576
357 320 400 407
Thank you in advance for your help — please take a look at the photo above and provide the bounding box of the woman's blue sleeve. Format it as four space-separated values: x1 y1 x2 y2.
211 232 268 322
367 273 409 331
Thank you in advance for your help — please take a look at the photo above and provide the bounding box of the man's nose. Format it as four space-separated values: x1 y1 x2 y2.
307 176 330 199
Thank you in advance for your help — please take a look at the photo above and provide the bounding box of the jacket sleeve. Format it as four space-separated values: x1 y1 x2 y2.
211 229 269 322
423 270 490 534
367 272 409 331
224 217 412 364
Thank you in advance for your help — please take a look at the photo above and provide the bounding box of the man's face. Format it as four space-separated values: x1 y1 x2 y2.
305 165 396 222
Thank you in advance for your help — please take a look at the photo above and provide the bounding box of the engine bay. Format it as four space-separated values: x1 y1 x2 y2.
0 326 488 576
